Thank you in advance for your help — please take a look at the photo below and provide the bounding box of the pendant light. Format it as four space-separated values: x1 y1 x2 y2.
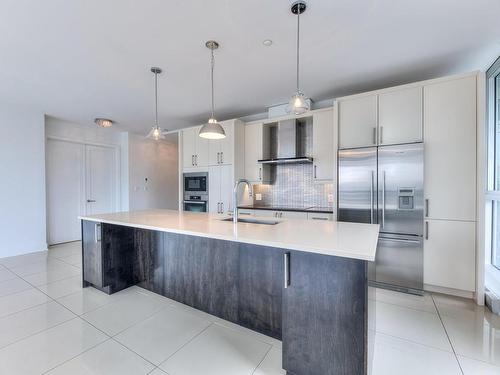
146 67 166 141
199 40 226 140
287 1 310 115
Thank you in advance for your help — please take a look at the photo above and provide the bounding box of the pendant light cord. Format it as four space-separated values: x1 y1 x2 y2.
210 48 215 119
154 70 159 127
296 6 300 93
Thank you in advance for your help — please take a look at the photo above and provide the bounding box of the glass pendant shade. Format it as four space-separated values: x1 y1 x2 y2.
199 117 225 139
146 126 165 141
288 91 309 115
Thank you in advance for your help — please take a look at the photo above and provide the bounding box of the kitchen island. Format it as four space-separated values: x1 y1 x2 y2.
80 209 378 375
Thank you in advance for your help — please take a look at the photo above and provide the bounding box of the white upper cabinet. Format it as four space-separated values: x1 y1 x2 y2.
182 126 209 168
209 164 233 215
209 120 234 166
244 122 270 183
338 95 377 149
312 109 334 181
423 76 476 222
378 86 422 145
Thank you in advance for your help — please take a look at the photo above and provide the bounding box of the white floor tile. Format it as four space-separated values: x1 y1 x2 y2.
46 339 155 375
148 369 168 375
370 333 462 375
37 275 83 298
82 290 169 335
375 301 452 351
459 355 500 375
10 258 71 277
115 304 211 365
254 346 285 375
372 288 437 313
48 242 82 259
0 300 75 348
0 288 51 318
0 267 17 282
23 265 81 286
0 251 49 269
0 318 108 375
57 287 116 315
160 324 271 375
59 253 82 267
0 277 32 297
433 293 494 321
441 312 500 366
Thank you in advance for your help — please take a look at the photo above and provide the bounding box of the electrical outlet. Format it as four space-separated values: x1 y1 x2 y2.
255 193 262 201
328 194 334 203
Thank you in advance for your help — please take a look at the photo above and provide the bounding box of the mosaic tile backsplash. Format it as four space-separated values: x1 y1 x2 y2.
252 163 334 209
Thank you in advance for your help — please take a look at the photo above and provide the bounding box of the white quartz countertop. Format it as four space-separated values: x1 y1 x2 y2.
79 209 379 261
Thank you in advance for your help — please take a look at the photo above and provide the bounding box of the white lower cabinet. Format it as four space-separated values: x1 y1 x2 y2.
423 219 476 292
209 165 233 215
307 213 334 221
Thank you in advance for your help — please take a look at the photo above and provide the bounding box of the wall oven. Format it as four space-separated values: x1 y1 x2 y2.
183 172 208 212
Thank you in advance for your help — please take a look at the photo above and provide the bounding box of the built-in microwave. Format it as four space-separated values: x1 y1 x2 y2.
184 172 208 194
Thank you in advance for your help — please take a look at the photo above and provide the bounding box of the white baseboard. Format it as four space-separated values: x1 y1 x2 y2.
424 284 475 300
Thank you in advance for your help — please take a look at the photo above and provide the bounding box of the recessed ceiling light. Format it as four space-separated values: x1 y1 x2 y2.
263 39 273 46
94 118 113 128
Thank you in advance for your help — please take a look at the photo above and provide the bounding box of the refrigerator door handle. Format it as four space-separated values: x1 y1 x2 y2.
370 170 374 224
379 237 421 244
381 170 386 228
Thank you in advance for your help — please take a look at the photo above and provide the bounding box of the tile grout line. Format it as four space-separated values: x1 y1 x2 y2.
251 345 273 375
430 294 465 375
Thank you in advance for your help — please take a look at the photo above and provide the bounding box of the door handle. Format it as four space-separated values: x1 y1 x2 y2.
314 165 317 179
311 217 328 221
425 221 429 240
381 170 386 228
191 155 194 166
259 167 262 180
195 155 198 166
379 126 384 144
87 199 96 203
217 152 220 164
221 152 223 164
373 127 377 145
425 199 429 217
217 202 220 214
370 171 374 224
221 202 224 213
284 252 290 288
379 237 421 244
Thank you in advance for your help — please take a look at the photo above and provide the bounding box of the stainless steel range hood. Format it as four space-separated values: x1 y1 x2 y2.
258 119 313 165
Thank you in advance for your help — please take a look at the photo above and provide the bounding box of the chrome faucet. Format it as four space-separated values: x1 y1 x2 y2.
233 179 253 224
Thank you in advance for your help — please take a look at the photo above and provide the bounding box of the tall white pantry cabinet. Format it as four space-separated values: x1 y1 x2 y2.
337 72 479 296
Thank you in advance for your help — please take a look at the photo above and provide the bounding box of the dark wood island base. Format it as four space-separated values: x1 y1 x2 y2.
82 220 374 375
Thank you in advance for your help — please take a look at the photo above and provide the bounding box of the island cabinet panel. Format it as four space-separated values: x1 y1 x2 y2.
282 251 368 375
161 232 240 323
238 244 284 339
82 220 103 289
133 228 164 295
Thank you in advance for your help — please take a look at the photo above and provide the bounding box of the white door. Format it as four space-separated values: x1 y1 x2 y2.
220 164 233 214
423 76 476 221
208 139 221 166
338 95 377 149
424 219 476 291
195 127 210 168
46 139 85 244
85 145 117 215
208 165 221 214
312 109 334 181
182 128 196 169
378 86 422 145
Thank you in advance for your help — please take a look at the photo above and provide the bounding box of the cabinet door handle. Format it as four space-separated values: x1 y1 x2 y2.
217 152 220 164
284 252 290 288
259 167 262 180
425 221 429 240
195 155 198 166
425 199 429 217
221 152 223 164
379 126 384 144
221 202 224 213
95 223 101 243
217 202 220 213
191 155 194 166
314 165 317 179
373 127 377 145
311 217 328 220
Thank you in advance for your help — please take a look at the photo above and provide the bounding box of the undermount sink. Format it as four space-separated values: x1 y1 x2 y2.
220 217 280 225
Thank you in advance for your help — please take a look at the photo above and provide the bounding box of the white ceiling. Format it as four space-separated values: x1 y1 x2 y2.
1 0 499 134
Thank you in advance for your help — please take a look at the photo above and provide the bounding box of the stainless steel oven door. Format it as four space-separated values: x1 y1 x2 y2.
183 200 207 212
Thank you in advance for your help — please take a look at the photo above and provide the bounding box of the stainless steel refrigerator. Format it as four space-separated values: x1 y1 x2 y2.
338 143 424 294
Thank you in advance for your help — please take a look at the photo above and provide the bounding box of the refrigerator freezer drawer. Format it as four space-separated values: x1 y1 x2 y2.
373 235 423 292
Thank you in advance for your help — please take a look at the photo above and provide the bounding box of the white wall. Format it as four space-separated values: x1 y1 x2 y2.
128 133 179 210
0 106 47 257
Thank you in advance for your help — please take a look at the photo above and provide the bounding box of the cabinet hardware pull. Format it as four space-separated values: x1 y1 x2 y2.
312 217 328 220
425 221 429 240
259 167 262 180
195 155 198 166
425 199 429 217
95 223 101 243
192 155 194 166
380 126 384 144
381 170 386 228
221 202 224 213
217 202 220 213
373 127 377 144
217 152 220 164
370 170 374 224
284 252 290 288
314 165 317 179
87 199 96 203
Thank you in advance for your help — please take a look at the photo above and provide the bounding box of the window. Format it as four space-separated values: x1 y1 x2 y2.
487 56 500 270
